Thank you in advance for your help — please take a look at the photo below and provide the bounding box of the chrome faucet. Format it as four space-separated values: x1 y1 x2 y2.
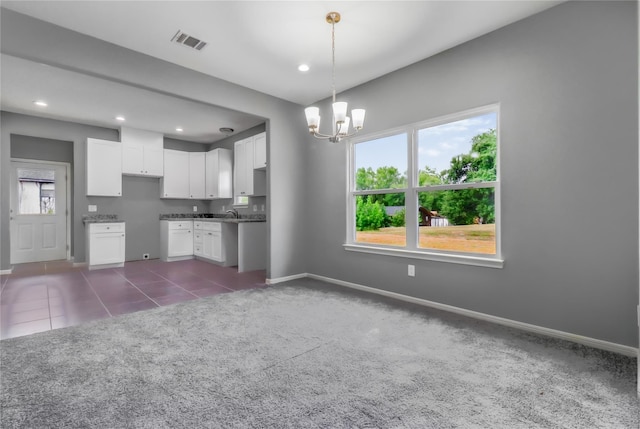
225 208 239 219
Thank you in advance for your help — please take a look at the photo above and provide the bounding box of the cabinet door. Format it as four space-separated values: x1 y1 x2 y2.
169 229 193 257
122 142 145 175
253 132 267 169
143 144 164 176
86 138 122 197
233 140 247 197
206 148 233 199
189 152 205 199
205 149 219 199
161 149 189 198
90 232 125 265
204 231 222 261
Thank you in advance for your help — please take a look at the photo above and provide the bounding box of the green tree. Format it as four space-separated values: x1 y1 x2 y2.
440 129 497 225
355 196 386 231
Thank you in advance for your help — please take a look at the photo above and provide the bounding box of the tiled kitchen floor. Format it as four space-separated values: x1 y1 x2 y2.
0 259 267 340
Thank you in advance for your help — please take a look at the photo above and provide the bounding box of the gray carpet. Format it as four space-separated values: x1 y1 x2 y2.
1 278 637 428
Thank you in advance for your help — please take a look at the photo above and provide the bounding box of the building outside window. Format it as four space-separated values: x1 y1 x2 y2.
346 105 501 267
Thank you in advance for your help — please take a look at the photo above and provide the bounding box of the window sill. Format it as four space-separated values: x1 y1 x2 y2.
343 243 504 269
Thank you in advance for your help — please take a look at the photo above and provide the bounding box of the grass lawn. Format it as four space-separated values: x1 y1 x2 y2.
356 224 496 254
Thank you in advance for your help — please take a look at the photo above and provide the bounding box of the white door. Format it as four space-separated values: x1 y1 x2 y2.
10 161 69 264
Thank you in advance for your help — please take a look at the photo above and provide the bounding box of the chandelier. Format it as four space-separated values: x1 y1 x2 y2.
304 11 365 143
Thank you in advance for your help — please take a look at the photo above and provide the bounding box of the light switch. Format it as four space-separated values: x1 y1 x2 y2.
193 206 198 212
88 205 97 212
252 205 257 212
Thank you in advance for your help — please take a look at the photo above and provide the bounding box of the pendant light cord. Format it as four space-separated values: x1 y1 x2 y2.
331 17 336 104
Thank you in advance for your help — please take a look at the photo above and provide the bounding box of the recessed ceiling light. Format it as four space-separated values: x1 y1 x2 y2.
115 116 126 121
33 100 48 107
298 64 310 72
176 127 183 132
219 127 234 134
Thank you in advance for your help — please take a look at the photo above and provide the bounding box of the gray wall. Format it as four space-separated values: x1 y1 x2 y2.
304 1 639 347
0 9 309 279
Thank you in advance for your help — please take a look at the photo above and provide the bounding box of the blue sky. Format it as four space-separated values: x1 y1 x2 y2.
355 112 496 175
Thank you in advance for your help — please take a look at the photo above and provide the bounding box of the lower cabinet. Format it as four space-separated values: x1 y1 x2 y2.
86 222 126 270
193 220 239 265
160 220 194 262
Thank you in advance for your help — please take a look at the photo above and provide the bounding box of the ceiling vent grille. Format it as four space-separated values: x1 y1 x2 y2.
171 30 207 51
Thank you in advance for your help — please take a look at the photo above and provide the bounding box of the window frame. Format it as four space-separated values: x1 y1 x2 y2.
345 104 503 269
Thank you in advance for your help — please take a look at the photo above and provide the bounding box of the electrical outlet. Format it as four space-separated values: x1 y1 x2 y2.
408 264 415 277
253 204 257 212
261 204 265 211
193 206 198 212
142 253 150 260
222 205 225 212
88 205 97 212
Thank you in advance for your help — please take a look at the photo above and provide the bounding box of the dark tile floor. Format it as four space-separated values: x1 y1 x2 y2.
0 259 266 340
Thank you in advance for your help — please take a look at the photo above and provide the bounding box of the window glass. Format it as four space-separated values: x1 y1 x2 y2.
17 168 56 215
355 193 406 247
418 112 497 185
417 189 496 255
355 133 407 190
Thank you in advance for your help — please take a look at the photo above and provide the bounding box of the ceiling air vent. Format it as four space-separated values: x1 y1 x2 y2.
171 30 207 51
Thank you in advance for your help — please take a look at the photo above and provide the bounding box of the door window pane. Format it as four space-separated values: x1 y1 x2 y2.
17 168 56 215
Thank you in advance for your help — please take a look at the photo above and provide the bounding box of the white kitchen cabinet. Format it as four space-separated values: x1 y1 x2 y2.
205 148 233 199
234 137 253 198
189 152 205 199
194 221 223 262
234 133 266 199
160 220 194 262
121 127 164 177
253 132 267 169
160 149 189 198
86 138 122 197
161 150 207 199
86 222 125 270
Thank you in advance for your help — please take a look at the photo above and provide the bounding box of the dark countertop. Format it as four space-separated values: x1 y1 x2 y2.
82 214 123 225
159 213 266 223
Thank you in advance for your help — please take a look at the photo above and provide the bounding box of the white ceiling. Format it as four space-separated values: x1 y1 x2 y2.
0 1 562 143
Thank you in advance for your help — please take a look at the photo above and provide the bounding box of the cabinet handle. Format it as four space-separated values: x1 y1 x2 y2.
122 234 125 237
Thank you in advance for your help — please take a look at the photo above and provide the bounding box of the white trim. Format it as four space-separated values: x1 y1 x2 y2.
266 273 308 285
344 243 504 269
0 268 13 275
304 273 637 357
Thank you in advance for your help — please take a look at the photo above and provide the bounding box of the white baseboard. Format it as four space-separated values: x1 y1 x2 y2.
266 273 308 285
0 268 12 275
305 273 638 358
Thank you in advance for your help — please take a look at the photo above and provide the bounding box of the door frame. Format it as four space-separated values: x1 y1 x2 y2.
10 158 72 263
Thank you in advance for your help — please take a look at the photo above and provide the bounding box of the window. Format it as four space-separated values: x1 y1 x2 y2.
346 105 501 267
17 168 56 215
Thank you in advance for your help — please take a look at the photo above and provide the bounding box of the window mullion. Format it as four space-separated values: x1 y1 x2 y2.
406 129 418 250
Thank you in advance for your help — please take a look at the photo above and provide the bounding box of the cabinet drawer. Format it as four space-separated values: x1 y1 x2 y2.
193 221 203 230
203 222 221 232
194 231 203 243
168 221 193 230
89 223 125 233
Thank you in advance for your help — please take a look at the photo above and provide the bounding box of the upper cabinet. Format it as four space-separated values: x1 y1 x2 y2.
189 152 206 199
161 150 208 199
234 133 266 199
253 132 267 169
160 149 189 198
205 148 233 199
86 138 122 197
121 127 164 177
